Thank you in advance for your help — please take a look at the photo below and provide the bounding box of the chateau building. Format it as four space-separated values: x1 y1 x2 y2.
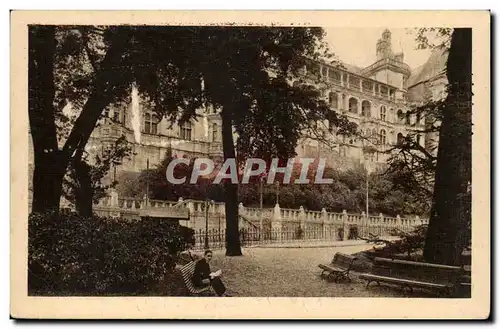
28 29 448 202
85 29 438 178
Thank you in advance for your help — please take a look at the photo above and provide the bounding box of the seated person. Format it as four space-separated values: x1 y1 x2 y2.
192 250 228 296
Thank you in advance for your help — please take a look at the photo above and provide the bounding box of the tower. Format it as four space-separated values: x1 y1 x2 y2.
376 29 393 60
363 28 411 89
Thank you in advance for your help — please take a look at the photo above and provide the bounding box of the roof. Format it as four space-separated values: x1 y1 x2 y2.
407 46 449 87
339 62 364 75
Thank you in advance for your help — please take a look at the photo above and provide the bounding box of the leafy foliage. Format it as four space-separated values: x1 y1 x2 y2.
28 209 192 295
63 135 133 206
389 225 428 258
423 29 472 265
120 156 426 217
383 29 455 216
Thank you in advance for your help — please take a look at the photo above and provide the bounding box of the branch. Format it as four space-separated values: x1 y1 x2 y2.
79 27 99 72
61 35 129 160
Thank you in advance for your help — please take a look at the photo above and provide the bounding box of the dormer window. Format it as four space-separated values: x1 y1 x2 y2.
143 112 159 134
180 121 192 140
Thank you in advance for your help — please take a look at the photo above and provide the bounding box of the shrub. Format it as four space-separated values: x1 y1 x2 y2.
28 209 191 296
390 224 427 258
367 224 428 260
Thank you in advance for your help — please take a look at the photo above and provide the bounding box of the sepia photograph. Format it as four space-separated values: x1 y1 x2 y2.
10 10 490 319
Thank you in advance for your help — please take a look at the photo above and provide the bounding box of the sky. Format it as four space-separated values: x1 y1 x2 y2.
323 28 433 71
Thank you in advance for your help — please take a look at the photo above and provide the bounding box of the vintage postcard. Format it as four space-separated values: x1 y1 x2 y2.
10 10 490 319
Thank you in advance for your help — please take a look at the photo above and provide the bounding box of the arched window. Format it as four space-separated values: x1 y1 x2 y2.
380 129 386 145
405 112 411 125
397 109 404 123
389 108 394 122
380 106 386 121
329 92 338 108
397 133 404 145
348 97 358 114
361 100 371 117
416 134 421 146
180 121 192 140
212 123 219 142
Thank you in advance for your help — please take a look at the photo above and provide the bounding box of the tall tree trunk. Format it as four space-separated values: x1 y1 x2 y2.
72 149 94 218
28 26 128 214
221 107 242 256
423 29 472 265
28 26 67 213
31 151 66 213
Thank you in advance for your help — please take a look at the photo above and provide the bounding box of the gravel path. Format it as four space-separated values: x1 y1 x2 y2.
208 245 438 297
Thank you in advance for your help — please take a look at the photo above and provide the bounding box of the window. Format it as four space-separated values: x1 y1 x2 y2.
397 109 404 123
397 133 404 146
143 112 159 134
348 97 358 114
380 106 386 121
380 129 386 145
212 123 219 142
121 109 127 126
310 63 320 76
362 80 373 92
330 70 341 83
389 89 395 100
180 121 192 140
340 145 347 157
113 108 120 123
405 112 411 125
416 134 421 145
380 85 388 97
113 108 127 125
361 101 371 117
416 112 422 125
321 65 328 77
329 92 338 108
350 76 360 90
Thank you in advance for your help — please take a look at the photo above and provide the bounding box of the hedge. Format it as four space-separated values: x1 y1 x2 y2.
28 209 193 296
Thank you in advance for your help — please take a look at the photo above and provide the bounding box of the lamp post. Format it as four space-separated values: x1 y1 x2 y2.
145 158 150 207
259 176 263 210
362 145 376 220
275 181 280 205
204 199 214 249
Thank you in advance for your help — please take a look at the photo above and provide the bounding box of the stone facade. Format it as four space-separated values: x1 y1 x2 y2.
27 29 447 201
86 29 434 178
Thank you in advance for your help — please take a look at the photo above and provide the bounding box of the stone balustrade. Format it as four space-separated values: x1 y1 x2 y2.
93 190 428 230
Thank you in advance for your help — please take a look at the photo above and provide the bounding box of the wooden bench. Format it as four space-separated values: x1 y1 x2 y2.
178 261 215 296
318 252 357 282
359 257 464 295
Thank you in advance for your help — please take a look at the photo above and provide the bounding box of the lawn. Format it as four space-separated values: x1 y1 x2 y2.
205 245 440 297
